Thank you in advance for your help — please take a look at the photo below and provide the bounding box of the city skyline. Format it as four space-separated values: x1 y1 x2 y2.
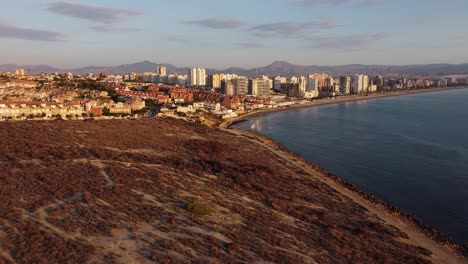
1 0 468 68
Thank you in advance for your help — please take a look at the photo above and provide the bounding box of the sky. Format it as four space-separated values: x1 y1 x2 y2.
1 0 467 69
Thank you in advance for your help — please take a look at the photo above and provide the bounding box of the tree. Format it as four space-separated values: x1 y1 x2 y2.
41 112 47 118
102 107 111 116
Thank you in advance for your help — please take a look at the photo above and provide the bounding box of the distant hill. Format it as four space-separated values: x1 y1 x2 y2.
2 60 468 77
0 64 60 74
220 61 468 77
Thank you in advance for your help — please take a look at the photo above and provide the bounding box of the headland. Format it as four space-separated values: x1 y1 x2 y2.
0 118 466 263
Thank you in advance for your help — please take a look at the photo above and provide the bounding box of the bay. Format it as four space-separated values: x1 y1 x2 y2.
234 88 468 243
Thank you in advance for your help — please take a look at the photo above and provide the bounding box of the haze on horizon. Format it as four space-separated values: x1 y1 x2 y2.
1 0 467 69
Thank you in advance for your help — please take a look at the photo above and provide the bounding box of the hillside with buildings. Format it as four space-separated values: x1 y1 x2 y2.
1 119 464 263
1 64 467 124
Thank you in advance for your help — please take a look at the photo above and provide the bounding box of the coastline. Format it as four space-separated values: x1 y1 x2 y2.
219 87 468 262
221 86 468 129
222 128 467 263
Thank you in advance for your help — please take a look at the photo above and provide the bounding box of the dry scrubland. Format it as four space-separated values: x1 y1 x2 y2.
0 119 463 263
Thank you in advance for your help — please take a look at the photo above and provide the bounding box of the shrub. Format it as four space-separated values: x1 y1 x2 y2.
185 202 212 216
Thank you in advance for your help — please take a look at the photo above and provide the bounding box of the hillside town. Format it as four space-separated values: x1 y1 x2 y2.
0 67 466 122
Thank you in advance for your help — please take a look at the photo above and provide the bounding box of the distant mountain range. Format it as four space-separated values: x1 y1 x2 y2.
2 60 468 77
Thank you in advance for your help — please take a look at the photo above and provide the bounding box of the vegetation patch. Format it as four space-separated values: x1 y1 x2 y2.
185 202 213 216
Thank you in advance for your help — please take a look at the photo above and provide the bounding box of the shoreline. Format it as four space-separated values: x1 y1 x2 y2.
219 86 468 261
222 128 467 262
221 86 468 129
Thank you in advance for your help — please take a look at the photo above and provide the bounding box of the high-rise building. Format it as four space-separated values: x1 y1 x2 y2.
261 75 273 90
353 75 364 94
156 66 167 75
298 76 307 96
233 77 248 95
249 79 271 97
308 73 331 89
305 78 320 98
221 74 238 82
446 77 456 86
15 69 26 76
143 72 153 82
374 75 384 88
339 76 351 95
198 68 206 86
290 76 307 96
363 75 369 91
221 80 235 95
353 74 369 93
190 68 197 86
440 79 448 86
273 76 287 91
189 68 206 86
208 74 222 89
307 78 319 92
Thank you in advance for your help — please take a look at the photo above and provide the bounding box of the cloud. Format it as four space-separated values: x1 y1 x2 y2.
184 18 245 29
0 22 65 41
237 43 265 48
249 21 340 38
47 1 142 24
288 0 392 7
308 33 385 50
90 25 139 32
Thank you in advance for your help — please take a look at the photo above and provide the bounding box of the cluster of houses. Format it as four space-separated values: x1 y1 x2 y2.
0 81 146 120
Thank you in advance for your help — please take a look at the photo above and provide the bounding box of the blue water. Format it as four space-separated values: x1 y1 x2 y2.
234 89 468 243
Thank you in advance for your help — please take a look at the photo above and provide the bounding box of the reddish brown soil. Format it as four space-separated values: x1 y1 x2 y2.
0 119 457 263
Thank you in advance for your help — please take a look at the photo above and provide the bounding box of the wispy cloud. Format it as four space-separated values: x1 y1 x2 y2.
0 22 65 41
47 1 142 24
308 33 385 50
288 0 392 7
249 21 340 38
184 18 245 29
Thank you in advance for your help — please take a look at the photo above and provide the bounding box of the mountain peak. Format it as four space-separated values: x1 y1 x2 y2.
140 60 154 64
270 60 291 66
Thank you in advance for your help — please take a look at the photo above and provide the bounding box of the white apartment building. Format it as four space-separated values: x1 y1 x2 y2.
353 74 369 94
189 68 206 86
250 79 271 97
156 66 167 75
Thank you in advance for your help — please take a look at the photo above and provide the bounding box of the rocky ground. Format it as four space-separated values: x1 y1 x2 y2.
0 119 464 263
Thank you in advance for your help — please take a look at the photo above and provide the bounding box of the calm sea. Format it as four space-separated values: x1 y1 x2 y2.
234 88 468 243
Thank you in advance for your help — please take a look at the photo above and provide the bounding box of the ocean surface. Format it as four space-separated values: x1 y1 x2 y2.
234 88 468 243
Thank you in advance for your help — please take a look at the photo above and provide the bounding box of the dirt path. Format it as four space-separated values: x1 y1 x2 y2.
225 128 466 264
